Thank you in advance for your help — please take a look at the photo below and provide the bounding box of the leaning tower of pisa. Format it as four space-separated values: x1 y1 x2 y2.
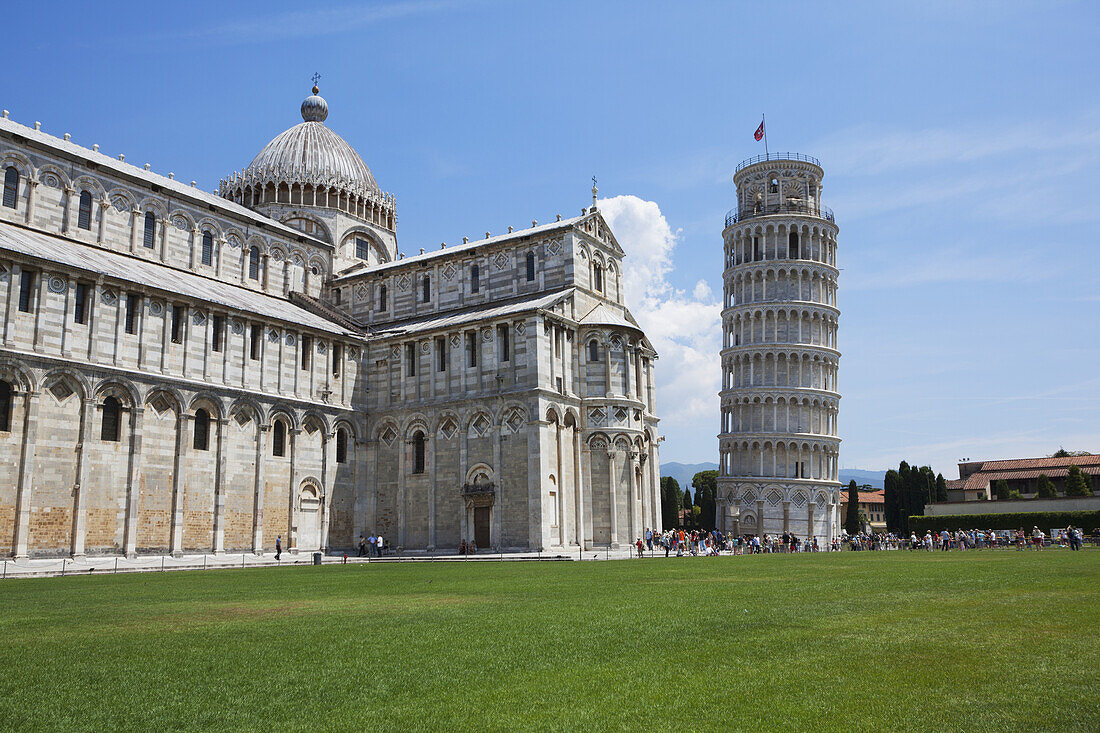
716 153 841 543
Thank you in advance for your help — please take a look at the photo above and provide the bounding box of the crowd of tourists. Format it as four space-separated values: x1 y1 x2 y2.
904 525 1087 551
633 528 844 557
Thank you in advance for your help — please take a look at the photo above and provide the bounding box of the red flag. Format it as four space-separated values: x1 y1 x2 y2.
754 120 765 141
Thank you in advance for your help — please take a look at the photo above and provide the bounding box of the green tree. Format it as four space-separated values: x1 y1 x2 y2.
692 470 718 531
992 479 1010 500
1065 465 1093 497
660 476 681 528
883 469 902 531
1034 473 1057 498
935 473 948 503
844 480 860 535
682 488 694 526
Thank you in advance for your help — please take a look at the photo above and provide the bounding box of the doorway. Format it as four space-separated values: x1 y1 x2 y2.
474 506 491 549
298 484 321 552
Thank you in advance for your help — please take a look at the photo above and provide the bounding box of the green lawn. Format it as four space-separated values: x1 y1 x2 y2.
0 551 1096 732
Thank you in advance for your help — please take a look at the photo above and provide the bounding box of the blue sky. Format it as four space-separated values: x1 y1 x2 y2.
4 1 1098 476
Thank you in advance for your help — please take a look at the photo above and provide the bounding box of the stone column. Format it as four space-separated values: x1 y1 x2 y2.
626 451 637 545
169 411 189 557
252 424 268 554
128 208 139 253
397 433 406 550
25 178 37 224
608 447 619 548
61 187 74 233
212 418 229 554
287 428 300 553
96 198 107 243
427 432 436 551
69 396 95 558
122 405 144 558
321 429 334 552
572 423 585 549
494 425 505 550
782 501 790 535
555 419 563 546
187 227 198 270
807 503 815 544
756 499 765 539
12 389 39 559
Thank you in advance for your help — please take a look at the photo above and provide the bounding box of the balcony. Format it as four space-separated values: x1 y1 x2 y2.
725 202 835 227
735 152 821 174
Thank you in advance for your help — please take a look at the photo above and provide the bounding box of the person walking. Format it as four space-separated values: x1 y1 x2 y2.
357 535 366 557
275 535 282 560
376 534 384 557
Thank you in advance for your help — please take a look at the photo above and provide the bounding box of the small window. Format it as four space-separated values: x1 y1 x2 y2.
332 343 342 378
193 409 210 451
412 432 426 474
143 212 157 249
588 339 599 362
250 324 261 360
466 331 477 368
770 178 779 194
526 252 535 282
73 282 89 325
301 335 312 370
171 305 184 343
201 232 214 266
421 275 430 303
77 190 92 230
436 336 447 372
3 167 19 209
101 397 121 442
498 324 510 362
556 376 563 394
753 237 762 262
356 237 370 260
17 270 34 313
248 247 261 280
406 343 416 377
471 264 480 293
272 419 286 457
378 284 387 311
125 294 140 335
788 231 799 259
336 428 348 463
593 264 603 292
0 380 11 432
211 314 224 352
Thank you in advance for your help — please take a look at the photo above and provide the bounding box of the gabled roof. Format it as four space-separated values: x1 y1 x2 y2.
0 116 317 245
368 288 572 338
579 302 641 331
0 221 353 336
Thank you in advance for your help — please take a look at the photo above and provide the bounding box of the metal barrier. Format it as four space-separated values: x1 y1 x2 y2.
735 152 822 174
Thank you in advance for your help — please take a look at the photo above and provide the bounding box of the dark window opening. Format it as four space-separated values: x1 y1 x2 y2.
336 428 348 463
124 294 140 335
143 212 156 248
788 231 799 259
356 237 370 260
421 275 430 303
466 331 477 368
3 167 19 209
301 335 312 370
193 409 210 451
593 264 603 292
101 396 121 442
525 252 535 282
588 339 599 362
211 315 224 352
436 336 447 372
556 376 563 394
248 247 261 280
73 282 89 325
171 305 184 344
471 264 480 293
332 343 342 378
378 284 388 311
201 232 214 266
498 324 510 362
412 432 426 474
0 380 11 432
250 324 261 360
406 343 416 377
770 178 779 193
77 190 92 230
17 270 34 313
272 419 286 457
753 236 762 261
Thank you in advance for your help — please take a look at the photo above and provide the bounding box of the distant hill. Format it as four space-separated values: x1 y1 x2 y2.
660 462 885 490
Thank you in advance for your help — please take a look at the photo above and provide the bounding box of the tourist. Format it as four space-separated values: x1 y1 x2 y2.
1032 526 1044 551
376 534 384 556
645 528 653 551
357 535 366 557
636 537 645 558
275 535 282 560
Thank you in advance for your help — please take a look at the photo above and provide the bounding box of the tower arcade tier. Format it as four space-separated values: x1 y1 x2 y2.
716 153 841 542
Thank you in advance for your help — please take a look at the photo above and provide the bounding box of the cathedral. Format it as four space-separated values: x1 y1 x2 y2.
0 86 662 559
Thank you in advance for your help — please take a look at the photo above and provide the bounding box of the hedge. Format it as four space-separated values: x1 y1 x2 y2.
908 511 1100 534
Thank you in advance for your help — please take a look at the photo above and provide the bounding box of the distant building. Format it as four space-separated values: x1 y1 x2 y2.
838 489 885 532
949 455 1100 501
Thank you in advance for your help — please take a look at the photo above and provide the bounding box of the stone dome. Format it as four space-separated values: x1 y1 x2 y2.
233 87 379 195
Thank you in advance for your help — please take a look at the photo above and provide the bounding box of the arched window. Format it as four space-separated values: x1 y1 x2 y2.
588 339 599 362
412 431 426 474
201 232 214 266
355 237 370 260
248 246 261 280
770 178 779 194
77 190 93 230
143 211 157 248
193 409 210 451
336 427 348 464
593 264 603 292
0 380 11 432
378 284 388 311
526 252 535 282
3 167 19 209
471 264 480 293
421 275 430 303
788 231 799 259
101 396 121 442
272 419 286 457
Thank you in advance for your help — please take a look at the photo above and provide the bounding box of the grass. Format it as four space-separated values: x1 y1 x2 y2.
0 551 1097 732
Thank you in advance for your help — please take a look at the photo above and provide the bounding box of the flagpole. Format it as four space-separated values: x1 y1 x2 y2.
762 114 768 158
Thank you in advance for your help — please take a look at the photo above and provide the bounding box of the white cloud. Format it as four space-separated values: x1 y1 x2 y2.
597 196 723 452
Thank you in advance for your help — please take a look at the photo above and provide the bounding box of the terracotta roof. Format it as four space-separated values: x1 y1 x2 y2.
971 455 1100 471
839 490 884 505
945 479 967 489
959 455 1099 490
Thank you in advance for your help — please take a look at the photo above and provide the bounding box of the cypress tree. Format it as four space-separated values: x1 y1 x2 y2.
1065 465 1093 497
1034 474 1056 498
844 479 860 535
991 479 1010 500
935 473 948 502
660 476 681 528
884 469 901 531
